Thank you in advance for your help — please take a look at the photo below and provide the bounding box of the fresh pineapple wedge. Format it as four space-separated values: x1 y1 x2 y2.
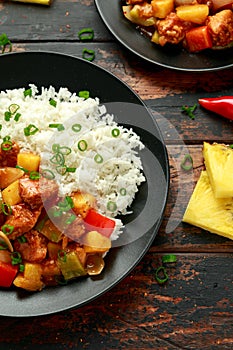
203 142 233 198
183 171 233 240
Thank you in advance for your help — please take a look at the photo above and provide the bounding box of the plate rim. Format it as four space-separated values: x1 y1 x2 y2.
94 0 233 72
0 51 170 317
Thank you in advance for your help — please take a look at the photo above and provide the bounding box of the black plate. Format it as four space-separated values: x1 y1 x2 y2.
95 0 233 72
0 51 169 317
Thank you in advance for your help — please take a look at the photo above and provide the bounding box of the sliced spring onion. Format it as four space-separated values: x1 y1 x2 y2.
24 124 39 136
15 165 29 173
1 203 12 216
162 254 177 264
94 154 103 164
3 136 11 142
10 251 22 265
181 104 197 120
14 113 21 122
29 171 40 180
72 124 82 132
1 140 13 151
58 249 67 262
58 196 74 211
41 169 55 180
120 188 127 196
82 48 95 62
24 88 32 97
180 154 193 171
4 111 12 121
107 201 117 212
59 146 72 155
77 139 88 152
17 235 27 244
155 266 169 284
2 224 14 235
78 90 90 99
49 123 65 131
56 165 67 176
19 264 25 272
65 214 77 225
66 167 76 173
111 128 120 137
52 143 60 153
78 28 94 41
50 153 65 166
49 98 57 107
9 104 20 114
0 33 12 54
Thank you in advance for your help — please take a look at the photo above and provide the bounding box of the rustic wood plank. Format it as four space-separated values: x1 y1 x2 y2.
0 253 233 349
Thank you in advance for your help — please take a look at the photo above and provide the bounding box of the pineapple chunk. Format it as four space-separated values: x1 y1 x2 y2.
83 230 111 253
0 167 24 189
183 171 233 240
13 262 44 291
2 180 22 206
176 4 209 24
203 142 233 198
151 0 174 19
17 152 40 172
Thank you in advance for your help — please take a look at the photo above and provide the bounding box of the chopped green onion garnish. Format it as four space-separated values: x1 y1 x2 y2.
181 104 197 120
24 88 32 97
29 171 40 180
65 214 77 225
4 111 12 121
9 104 20 114
58 249 67 262
2 224 14 235
1 203 12 216
50 153 65 166
82 48 95 62
56 165 67 175
18 235 27 244
94 154 103 164
120 188 127 196
24 124 39 136
15 165 29 173
78 90 90 99
107 201 117 212
49 98 57 107
78 28 94 41
3 136 11 142
10 251 22 265
66 167 76 173
162 254 177 264
155 266 169 284
112 128 120 137
14 113 21 122
77 139 88 152
49 123 65 131
52 143 60 153
59 146 71 155
72 124 82 132
181 154 193 171
41 169 55 180
0 33 12 54
1 140 13 151
58 196 74 211
19 264 25 272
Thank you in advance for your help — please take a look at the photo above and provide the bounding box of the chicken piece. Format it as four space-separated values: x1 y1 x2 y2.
19 176 59 209
207 10 233 47
3 203 42 239
0 141 20 167
157 12 193 45
13 230 47 263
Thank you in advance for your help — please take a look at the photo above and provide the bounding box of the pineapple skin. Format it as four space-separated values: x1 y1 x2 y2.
182 171 233 240
203 142 233 199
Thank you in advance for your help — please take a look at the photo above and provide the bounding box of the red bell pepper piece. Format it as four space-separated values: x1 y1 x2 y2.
186 26 212 53
199 96 233 121
84 209 115 238
0 261 18 288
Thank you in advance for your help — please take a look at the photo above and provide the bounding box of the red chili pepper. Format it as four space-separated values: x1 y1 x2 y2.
198 96 233 121
0 261 18 288
84 209 115 238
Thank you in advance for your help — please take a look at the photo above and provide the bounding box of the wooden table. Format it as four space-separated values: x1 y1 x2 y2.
0 1 233 349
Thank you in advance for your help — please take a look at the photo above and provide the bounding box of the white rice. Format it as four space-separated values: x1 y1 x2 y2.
0 84 146 239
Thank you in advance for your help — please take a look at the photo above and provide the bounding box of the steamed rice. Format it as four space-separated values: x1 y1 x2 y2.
0 84 145 239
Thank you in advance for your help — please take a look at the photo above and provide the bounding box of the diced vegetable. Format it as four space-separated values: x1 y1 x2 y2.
13 262 43 291
38 219 63 243
86 254 105 275
212 0 233 11
185 26 212 52
0 261 18 287
17 153 40 172
83 230 111 254
122 5 156 26
71 191 96 218
58 251 87 280
84 209 115 238
0 167 24 189
47 242 62 259
2 180 22 206
151 0 174 18
176 4 209 24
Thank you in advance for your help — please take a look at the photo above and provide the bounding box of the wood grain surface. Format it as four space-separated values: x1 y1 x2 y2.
0 0 233 349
